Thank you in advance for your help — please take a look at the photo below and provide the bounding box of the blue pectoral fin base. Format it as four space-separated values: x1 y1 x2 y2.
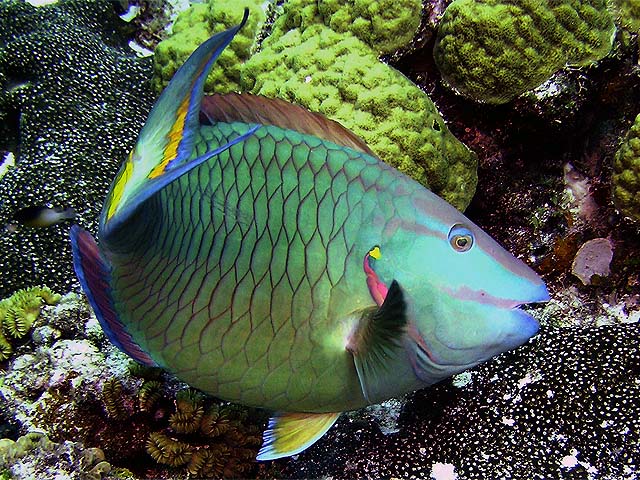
257 412 340 461
70 225 157 367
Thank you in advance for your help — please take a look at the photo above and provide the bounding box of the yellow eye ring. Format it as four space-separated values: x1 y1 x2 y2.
448 224 474 252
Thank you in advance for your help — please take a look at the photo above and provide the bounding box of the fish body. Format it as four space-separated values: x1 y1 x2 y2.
71 10 549 460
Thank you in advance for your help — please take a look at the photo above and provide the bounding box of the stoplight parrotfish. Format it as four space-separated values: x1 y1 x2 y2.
70 9 549 461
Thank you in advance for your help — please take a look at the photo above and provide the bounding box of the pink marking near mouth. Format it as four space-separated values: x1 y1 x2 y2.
363 250 388 306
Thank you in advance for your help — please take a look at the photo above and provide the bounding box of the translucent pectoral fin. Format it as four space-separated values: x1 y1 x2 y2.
346 280 408 403
256 412 340 461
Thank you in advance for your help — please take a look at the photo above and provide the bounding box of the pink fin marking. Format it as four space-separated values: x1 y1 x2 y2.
364 249 388 306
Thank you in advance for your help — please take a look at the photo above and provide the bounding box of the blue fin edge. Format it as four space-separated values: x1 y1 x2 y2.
70 225 157 367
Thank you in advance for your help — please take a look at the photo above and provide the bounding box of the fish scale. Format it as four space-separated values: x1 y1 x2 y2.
71 15 549 459
107 121 403 412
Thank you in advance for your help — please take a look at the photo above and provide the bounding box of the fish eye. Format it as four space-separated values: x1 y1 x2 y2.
448 224 474 252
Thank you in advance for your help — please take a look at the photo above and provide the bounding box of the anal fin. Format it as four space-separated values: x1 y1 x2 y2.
70 226 157 367
256 412 340 461
346 280 407 403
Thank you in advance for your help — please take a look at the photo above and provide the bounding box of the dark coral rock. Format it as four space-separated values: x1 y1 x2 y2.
259 324 640 479
0 0 155 297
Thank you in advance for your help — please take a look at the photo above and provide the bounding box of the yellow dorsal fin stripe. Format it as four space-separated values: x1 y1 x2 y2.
148 96 190 179
106 152 134 221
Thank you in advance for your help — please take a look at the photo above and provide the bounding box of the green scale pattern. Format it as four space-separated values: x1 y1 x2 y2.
107 122 423 413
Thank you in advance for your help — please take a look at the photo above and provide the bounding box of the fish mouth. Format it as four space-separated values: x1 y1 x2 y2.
410 283 550 376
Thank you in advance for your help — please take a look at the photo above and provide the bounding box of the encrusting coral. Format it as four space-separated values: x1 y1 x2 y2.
433 0 616 104
0 286 61 361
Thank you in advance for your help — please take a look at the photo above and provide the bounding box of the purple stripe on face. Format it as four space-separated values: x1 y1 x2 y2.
438 282 549 308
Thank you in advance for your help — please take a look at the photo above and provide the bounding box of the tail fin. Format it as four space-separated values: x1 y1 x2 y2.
70 225 157 367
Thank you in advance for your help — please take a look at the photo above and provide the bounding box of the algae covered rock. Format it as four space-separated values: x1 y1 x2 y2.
433 0 616 104
612 113 640 221
242 22 477 209
152 0 266 93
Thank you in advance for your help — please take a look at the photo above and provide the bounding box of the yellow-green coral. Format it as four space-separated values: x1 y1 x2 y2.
168 389 205 434
612 113 640 221
434 0 616 104
151 0 478 210
612 0 640 33
317 0 421 54
242 20 477 209
138 380 162 412
0 286 61 361
152 0 266 93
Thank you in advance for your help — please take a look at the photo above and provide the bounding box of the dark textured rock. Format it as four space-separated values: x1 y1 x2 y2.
0 0 155 297
259 324 640 479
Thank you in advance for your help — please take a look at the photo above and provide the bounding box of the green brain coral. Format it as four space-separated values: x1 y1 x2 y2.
152 0 266 93
152 0 477 209
612 0 640 33
434 0 616 104
317 0 421 53
0 286 61 360
612 114 640 221
242 23 477 208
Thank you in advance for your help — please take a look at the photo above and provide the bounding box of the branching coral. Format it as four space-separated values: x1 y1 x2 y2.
0 286 61 361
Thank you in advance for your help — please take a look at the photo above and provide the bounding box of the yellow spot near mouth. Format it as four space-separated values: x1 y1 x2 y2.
368 246 381 260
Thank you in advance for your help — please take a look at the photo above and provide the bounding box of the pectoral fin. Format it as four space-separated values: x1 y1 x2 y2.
346 280 408 403
256 412 340 461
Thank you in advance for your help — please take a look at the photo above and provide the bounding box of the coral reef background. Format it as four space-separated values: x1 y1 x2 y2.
1 0 640 478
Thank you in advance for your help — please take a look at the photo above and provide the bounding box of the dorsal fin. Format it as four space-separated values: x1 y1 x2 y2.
101 9 258 239
200 93 376 156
